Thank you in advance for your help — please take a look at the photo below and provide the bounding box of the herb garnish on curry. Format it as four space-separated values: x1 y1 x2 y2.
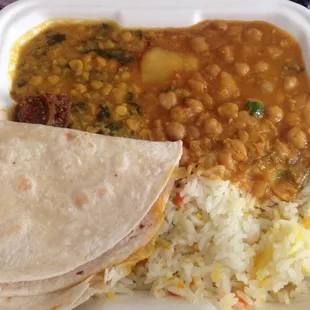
10 19 310 202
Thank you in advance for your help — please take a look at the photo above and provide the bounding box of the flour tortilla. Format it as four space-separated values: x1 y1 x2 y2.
0 280 90 310
0 121 182 284
71 241 157 309
0 192 165 296
71 289 93 310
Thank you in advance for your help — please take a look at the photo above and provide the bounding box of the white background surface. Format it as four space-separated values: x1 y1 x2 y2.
0 0 310 309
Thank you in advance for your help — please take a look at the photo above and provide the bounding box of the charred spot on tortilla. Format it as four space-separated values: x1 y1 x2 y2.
72 191 90 208
139 223 145 229
64 131 77 140
96 188 107 196
17 175 33 192
76 271 84 275
14 93 72 127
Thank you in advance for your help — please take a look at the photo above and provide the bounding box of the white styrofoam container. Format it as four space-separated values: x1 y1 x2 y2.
0 0 310 309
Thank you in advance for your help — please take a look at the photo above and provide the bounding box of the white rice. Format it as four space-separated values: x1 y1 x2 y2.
103 175 310 310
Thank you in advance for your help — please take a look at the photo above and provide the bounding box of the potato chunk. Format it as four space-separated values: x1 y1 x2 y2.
140 48 198 83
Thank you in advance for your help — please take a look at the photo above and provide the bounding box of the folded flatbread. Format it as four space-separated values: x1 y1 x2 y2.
0 121 182 297
0 279 91 310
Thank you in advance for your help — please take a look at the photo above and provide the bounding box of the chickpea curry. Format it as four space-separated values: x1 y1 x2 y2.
10 20 310 202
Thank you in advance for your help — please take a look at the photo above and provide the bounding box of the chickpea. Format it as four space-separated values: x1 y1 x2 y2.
152 120 166 141
46 75 60 86
104 39 116 49
74 83 87 93
190 36 209 52
238 130 249 142
271 180 297 201
96 57 107 67
285 112 300 127
267 46 283 59
217 102 239 119
280 39 292 48
201 93 214 109
101 83 113 96
246 28 263 42
252 180 268 199
242 45 256 58
266 105 284 123
81 72 89 81
132 84 141 94
170 107 194 124
185 98 204 113
69 60 83 72
304 103 310 127
190 140 203 157
57 57 67 66
218 151 235 170
284 76 298 91
196 112 211 126
175 88 191 99
126 119 140 131
159 91 177 110
139 129 150 140
120 31 132 42
224 139 247 162
260 80 274 93
90 80 103 90
188 79 206 93
211 21 228 31
205 64 221 77
218 72 240 100
107 59 119 73
235 63 250 76
275 93 285 105
254 61 269 72
275 139 291 159
166 122 186 141
185 126 200 141
116 105 128 116
203 118 223 136
29 75 43 86
70 89 78 96
287 127 307 149
190 72 205 82
203 153 219 170
235 111 257 129
291 93 309 109
261 119 277 136
180 147 190 166
227 26 242 36
111 84 127 103
121 72 131 81
219 45 234 63
82 54 92 64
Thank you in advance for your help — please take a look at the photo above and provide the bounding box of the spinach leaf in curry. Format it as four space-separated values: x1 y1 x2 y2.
46 33 66 46
94 48 135 65
96 105 111 121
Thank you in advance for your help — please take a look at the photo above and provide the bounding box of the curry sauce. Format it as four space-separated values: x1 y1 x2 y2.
10 19 310 202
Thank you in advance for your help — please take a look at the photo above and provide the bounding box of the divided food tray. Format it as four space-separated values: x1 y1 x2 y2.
0 0 309 309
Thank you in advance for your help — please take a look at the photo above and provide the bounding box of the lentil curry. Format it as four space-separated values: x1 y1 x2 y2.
11 20 310 202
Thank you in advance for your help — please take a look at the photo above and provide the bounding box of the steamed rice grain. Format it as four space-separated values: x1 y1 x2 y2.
104 175 310 309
